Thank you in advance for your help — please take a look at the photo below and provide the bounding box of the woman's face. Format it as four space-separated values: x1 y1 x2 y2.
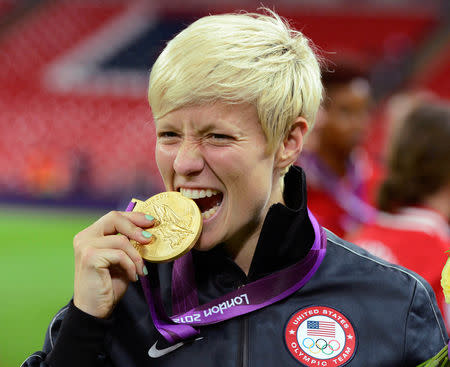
155 102 283 251
320 83 371 157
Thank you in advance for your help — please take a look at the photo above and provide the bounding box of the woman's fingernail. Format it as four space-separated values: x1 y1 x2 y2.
142 231 152 239
143 265 148 275
145 215 154 221
136 274 139 281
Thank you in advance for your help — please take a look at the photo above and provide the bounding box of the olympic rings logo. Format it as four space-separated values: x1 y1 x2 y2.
302 337 341 355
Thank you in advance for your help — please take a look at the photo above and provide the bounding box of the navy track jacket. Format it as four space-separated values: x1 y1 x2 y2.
22 167 448 367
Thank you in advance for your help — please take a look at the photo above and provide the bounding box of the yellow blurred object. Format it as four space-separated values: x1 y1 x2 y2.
417 253 450 366
441 253 450 304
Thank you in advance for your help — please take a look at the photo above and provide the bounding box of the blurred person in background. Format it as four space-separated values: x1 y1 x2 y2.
22 9 447 367
298 62 378 238
347 100 450 329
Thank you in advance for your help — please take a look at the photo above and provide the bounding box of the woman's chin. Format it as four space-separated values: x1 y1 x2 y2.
194 204 224 251
193 233 220 252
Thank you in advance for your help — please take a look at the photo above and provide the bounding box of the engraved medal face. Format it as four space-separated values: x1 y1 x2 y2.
130 192 202 262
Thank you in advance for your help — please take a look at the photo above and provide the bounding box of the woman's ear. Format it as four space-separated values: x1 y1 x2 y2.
275 117 308 171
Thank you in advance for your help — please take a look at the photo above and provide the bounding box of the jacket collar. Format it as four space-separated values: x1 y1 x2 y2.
248 165 315 280
193 166 315 282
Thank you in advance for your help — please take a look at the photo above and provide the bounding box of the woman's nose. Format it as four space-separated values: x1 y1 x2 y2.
173 140 205 176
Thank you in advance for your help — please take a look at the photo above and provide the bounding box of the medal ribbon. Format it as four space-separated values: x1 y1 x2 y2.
127 202 326 344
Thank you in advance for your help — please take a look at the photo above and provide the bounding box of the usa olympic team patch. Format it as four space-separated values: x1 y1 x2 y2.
284 306 356 366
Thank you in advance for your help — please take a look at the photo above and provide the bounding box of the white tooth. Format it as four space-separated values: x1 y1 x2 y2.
182 188 222 200
182 189 195 199
201 206 218 219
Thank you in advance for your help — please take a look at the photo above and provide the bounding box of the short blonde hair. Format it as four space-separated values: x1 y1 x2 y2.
148 9 323 152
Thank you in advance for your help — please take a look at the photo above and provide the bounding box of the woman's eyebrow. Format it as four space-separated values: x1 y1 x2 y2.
196 123 220 134
155 120 178 130
196 120 242 133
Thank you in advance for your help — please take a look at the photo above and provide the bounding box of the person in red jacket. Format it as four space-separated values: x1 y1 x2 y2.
297 63 378 238
347 101 450 328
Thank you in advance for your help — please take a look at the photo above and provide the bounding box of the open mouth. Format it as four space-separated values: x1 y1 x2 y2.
180 188 223 219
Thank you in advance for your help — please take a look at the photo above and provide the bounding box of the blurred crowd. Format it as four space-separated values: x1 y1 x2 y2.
298 60 450 328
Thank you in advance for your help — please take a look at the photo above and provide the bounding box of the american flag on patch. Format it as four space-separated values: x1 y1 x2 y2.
307 320 335 338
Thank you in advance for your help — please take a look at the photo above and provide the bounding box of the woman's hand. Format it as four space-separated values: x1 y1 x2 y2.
73 211 155 318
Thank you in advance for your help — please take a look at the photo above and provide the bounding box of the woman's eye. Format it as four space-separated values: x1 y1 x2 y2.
210 133 233 140
158 131 178 138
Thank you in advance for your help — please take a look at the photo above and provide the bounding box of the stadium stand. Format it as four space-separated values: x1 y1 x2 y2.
0 0 447 207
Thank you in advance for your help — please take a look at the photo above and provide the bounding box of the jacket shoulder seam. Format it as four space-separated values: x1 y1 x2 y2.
402 281 417 363
20 306 70 367
328 236 447 343
20 353 44 367
50 306 69 348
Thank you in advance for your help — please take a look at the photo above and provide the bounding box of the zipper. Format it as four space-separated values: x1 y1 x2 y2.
229 263 250 367
239 316 249 367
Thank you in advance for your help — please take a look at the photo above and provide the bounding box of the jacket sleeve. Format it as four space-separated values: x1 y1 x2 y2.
21 301 114 367
403 276 448 365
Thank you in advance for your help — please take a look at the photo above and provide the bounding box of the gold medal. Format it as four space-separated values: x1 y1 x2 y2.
129 191 202 262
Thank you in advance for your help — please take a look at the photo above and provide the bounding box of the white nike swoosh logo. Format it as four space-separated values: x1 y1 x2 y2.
148 337 203 358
